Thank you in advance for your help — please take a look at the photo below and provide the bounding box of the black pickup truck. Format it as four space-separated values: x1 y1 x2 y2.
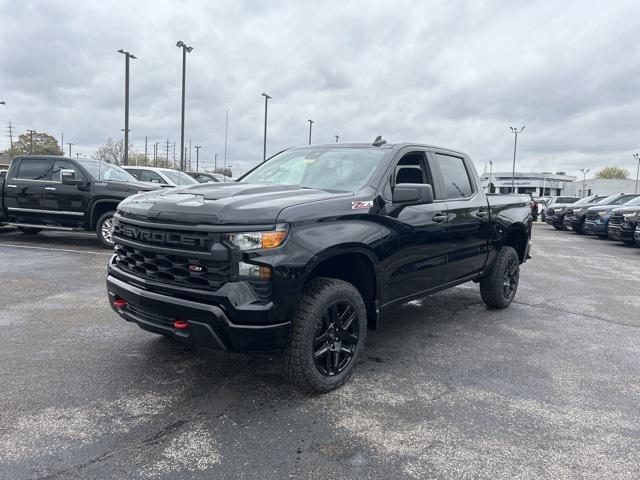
106 141 532 392
0 155 158 247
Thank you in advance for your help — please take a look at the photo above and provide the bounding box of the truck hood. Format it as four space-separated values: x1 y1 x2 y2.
612 206 640 214
587 204 619 212
117 182 349 225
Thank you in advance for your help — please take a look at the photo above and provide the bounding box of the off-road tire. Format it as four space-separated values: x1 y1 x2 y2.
96 211 116 248
480 246 520 308
17 227 42 234
282 277 367 393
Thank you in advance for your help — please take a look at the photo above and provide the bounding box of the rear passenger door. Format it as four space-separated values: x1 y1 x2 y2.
4 158 54 224
431 151 490 283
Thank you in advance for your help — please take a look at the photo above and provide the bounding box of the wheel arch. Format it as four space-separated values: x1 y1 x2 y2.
503 223 529 263
90 200 120 230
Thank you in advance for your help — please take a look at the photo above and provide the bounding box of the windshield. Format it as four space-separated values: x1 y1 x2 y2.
241 147 387 192
573 195 603 206
163 170 198 186
621 196 640 206
553 196 579 204
80 160 139 182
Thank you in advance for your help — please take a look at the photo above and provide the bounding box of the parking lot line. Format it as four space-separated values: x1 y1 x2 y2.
0 244 112 255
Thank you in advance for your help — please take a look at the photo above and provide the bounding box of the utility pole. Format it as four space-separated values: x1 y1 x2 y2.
224 109 229 171
214 153 218 172
27 130 36 154
165 138 170 167
579 168 590 197
488 160 493 193
176 41 193 172
173 142 176 168
8 122 14 149
261 93 270 162
335 135 340 143
188 138 192 171
194 145 202 172
154 142 159 167
118 49 136 166
633 153 640 194
509 126 525 193
144 136 148 164
308 119 314 145
60 132 64 155
67 142 73 158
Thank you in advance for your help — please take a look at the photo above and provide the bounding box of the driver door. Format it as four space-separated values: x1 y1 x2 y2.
40 159 90 228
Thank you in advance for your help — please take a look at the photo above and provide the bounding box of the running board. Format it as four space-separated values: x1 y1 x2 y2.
8 223 82 232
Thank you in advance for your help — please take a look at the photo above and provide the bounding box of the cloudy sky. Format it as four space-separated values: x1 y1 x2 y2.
1 0 639 177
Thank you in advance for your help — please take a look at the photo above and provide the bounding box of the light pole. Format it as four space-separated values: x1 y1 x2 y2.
67 142 74 158
308 119 314 145
488 160 493 193
261 93 270 162
335 135 340 143
579 168 590 197
509 126 525 193
194 145 202 172
26 129 36 154
176 41 193 172
117 49 136 166
633 153 640 194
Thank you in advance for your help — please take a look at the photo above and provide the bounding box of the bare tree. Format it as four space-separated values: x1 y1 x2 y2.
93 138 127 165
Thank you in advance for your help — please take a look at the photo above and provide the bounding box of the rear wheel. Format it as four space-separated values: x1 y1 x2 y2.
17 227 42 235
282 278 367 393
480 247 520 308
96 211 116 248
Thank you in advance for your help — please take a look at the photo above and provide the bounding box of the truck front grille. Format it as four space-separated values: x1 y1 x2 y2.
609 214 623 225
586 212 599 221
114 244 231 290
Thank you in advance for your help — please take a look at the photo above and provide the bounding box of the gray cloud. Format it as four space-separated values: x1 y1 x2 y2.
1 0 639 177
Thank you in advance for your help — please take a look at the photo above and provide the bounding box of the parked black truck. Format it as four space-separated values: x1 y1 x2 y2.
561 194 608 232
607 196 640 245
106 141 533 392
0 155 158 247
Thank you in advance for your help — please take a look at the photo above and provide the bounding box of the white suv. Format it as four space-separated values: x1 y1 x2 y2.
123 166 198 187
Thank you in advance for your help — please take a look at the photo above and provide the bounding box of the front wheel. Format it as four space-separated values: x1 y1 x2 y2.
96 211 116 248
282 278 367 393
17 227 42 234
480 247 520 308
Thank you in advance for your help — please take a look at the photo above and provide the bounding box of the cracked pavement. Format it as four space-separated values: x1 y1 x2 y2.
0 223 639 479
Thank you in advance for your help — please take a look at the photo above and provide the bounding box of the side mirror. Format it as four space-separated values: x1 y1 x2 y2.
392 183 434 206
60 169 82 185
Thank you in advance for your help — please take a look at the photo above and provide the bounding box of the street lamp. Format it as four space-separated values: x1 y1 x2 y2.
308 119 314 145
194 145 202 172
335 135 340 143
633 153 640 194
579 168 590 197
488 160 493 193
0 101 5 105
509 126 525 193
261 93 271 162
67 142 74 157
176 40 194 172
117 49 136 166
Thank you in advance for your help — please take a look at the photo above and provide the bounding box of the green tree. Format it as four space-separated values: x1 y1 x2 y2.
7 131 63 156
595 166 630 179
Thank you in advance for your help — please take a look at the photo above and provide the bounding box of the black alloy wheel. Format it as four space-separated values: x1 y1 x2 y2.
502 255 519 302
313 301 360 377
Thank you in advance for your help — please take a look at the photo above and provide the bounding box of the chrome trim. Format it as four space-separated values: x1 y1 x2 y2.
7 223 77 231
7 207 85 216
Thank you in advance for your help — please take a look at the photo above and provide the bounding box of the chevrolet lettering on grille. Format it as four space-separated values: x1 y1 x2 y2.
119 225 208 249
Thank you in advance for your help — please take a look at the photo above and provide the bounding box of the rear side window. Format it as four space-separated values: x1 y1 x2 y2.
125 169 141 180
140 170 167 184
435 154 473 199
15 159 52 180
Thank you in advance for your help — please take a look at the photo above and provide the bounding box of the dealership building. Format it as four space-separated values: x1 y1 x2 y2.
480 172 576 196
572 178 639 197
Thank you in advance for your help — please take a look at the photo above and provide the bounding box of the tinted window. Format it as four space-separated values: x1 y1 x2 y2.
435 154 473 199
52 159 82 182
140 170 167 184
16 159 52 180
125 169 141 180
616 195 640 205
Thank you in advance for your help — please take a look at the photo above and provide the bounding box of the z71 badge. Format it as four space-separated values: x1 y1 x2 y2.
351 200 374 209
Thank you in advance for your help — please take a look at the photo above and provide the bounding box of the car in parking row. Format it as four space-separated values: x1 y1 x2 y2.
123 166 199 187
562 194 633 233
583 194 640 237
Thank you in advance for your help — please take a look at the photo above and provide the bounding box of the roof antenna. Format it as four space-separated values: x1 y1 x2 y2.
372 135 387 147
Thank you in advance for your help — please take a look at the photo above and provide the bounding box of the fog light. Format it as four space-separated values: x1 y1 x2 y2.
239 262 271 279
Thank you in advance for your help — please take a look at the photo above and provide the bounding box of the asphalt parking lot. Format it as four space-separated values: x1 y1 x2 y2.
1 223 639 479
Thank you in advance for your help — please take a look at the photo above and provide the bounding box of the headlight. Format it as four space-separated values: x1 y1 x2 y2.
228 224 289 250
598 211 608 218
623 212 639 220
573 208 584 214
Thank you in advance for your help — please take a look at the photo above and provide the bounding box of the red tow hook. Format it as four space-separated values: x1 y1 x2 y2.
173 320 189 330
113 299 127 309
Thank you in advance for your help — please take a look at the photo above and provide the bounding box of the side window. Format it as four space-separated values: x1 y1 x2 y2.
126 169 141 180
140 170 167 184
383 152 433 199
51 160 82 182
435 154 473 199
15 159 53 180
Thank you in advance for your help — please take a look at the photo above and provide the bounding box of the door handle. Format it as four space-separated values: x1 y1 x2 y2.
475 211 488 218
45 187 57 191
432 214 447 223
6 184 17 188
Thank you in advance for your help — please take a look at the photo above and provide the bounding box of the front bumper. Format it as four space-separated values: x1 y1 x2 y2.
607 223 637 243
635 227 640 246
545 214 565 227
106 272 291 352
583 219 608 236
